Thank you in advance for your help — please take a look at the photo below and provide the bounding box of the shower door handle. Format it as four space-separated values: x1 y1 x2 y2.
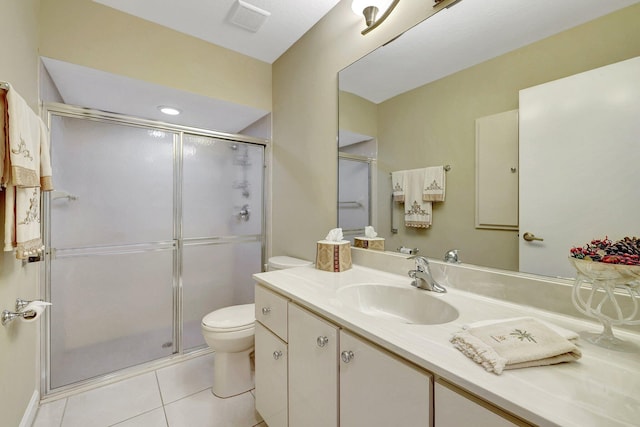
238 204 250 221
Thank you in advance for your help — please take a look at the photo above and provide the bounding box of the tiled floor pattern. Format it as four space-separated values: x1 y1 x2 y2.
32 353 265 427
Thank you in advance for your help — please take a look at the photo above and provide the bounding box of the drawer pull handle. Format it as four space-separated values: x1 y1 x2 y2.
317 336 329 347
273 350 283 360
262 307 271 315
341 350 355 363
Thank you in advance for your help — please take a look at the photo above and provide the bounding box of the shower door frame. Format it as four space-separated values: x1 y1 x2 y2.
338 152 377 238
40 103 269 399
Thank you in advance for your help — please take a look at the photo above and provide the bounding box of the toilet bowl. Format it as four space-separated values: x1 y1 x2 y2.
202 256 312 398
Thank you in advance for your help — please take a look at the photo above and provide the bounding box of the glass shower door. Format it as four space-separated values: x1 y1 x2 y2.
47 116 177 390
181 135 264 350
338 157 371 237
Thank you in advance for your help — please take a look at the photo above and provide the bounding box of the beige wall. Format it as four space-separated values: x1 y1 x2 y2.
271 0 448 260
375 5 640 270
338 91 377 137
39 0 272 112
0 0 42 425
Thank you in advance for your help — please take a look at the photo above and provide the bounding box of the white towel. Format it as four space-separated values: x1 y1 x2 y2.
4 185 44 258
450 317 581 375
391 170 405 202
422 166 445 202
404 168 431 228
4 89 41 187
1 85 53 259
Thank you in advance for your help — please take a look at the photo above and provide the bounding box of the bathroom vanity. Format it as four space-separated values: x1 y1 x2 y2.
253 252 640 427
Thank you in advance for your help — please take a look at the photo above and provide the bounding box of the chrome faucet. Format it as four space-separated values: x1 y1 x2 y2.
408 256 446 293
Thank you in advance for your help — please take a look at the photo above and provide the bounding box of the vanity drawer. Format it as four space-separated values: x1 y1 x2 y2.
255 284 289 341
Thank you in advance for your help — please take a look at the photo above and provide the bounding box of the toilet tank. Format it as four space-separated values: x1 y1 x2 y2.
267 256 313 271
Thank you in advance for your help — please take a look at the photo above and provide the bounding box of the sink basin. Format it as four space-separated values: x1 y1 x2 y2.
337 284 459 325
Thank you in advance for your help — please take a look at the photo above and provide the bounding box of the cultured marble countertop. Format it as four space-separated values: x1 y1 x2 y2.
253 264 640 427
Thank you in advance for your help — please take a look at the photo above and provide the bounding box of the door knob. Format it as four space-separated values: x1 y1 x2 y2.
273 350 283 360
523 232 544 242
317 336 329 347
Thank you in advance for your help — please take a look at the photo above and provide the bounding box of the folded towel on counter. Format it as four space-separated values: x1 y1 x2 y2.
422 166 446 202
404 168 431 228
391 170 405 202
450 317 581 375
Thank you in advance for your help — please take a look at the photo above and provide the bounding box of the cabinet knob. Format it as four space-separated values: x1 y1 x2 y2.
317 336 329 347
273 350 283 360
341 350 355 363
262 307 271 315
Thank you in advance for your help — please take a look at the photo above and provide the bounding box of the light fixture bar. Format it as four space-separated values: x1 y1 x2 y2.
361 0 400 35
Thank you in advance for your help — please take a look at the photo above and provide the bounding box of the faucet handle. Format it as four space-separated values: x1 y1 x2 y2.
444 249 460 263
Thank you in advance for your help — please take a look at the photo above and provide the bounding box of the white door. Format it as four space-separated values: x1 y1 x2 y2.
519 56 640 278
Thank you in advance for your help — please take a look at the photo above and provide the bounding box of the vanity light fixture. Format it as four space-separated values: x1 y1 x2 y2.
158 106 181 116
351 0 400 35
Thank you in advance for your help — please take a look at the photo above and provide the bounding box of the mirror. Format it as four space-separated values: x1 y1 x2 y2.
338 0 640 276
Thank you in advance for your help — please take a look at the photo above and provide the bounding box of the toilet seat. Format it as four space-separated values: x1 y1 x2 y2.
202 303 255 332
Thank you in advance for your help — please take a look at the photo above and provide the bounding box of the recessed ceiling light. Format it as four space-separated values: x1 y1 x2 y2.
158 106 181 116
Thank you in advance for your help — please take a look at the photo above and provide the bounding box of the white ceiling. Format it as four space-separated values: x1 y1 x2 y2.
340 0 640 104
42 57 270 134
93 0 342 64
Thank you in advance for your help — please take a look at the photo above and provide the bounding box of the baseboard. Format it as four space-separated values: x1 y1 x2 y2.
19 389 39 427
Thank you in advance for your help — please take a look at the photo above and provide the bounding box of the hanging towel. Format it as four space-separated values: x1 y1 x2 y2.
404 168 431 228
450 317 581 375
3 186 45 258
1 84 53 259
2 88 50 187
391 170 405 202
422 166 446 202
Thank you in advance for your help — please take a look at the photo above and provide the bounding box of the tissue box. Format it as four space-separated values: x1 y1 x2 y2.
316 240 352 272
354 237 385 251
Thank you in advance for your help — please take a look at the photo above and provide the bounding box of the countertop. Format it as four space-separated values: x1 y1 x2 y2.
253 264 640 427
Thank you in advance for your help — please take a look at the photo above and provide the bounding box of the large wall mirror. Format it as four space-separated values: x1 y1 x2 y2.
338 0 640 278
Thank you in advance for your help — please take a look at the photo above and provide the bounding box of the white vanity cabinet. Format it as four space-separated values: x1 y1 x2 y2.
434 379 529 427
339 330 432 427
255 286 290 427
288 303 339 427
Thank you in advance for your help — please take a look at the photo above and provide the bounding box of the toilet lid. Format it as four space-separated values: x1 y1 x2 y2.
268 256 313 269
202 303 255 330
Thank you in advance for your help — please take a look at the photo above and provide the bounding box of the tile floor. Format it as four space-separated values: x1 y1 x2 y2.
32 353 265 427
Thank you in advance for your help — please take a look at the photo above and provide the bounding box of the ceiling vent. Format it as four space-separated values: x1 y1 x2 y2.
228 0 271 33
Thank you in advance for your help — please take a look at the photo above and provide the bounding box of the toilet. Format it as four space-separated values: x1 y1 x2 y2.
201 256 312 398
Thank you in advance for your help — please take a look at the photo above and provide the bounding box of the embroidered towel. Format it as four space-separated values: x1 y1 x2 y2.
1 85 54 259
450 317 581 375
391 170 405 202
404 168 431 228
422 166 445 202
4 185 44 258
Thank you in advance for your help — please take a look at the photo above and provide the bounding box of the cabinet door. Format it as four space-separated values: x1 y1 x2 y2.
435 380 529 427
339 330 432 427
288 304 339 427
255 322 288 427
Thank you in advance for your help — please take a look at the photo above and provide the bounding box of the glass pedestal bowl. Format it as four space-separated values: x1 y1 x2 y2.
569 257 640 352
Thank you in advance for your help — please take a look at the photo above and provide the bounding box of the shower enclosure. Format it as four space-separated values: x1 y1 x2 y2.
42 105 266 395
338 153 373 241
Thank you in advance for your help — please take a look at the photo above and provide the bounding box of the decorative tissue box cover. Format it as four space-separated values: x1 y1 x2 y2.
354 237 385 251
316 240 352 272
